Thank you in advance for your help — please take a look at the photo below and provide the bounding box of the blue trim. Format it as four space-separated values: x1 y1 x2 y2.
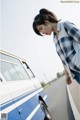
30 107 45 120
1 88 47 120
8 103 45 120
8 92 46 120
1 87 42 110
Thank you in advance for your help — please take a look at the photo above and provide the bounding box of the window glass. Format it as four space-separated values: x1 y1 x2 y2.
1 61 20 80
0 61 30 81
13 64 30 80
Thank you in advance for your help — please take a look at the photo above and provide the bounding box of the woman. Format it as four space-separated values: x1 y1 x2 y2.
32 8 80 85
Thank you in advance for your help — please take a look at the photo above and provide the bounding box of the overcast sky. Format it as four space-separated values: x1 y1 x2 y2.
1 0 80 82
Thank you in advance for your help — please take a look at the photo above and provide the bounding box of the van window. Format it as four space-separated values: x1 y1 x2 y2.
0 61 30 81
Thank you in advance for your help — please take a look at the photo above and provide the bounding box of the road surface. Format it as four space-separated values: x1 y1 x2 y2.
44 76 75 120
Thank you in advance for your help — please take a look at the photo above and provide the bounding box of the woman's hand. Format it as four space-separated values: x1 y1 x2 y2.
66 76 72 85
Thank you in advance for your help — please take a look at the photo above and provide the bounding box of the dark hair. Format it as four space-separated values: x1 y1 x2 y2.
33 8 59 36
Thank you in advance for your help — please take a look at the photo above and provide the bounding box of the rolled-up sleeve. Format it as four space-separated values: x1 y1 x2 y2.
64 21 80 44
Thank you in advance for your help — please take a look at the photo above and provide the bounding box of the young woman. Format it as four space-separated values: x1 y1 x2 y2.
32 8 80 85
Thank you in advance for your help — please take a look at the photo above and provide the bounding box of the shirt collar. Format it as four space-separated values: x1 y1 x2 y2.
57 22 61 32
53 22 61 38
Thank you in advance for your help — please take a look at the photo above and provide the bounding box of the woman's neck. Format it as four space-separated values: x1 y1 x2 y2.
52 23 58 34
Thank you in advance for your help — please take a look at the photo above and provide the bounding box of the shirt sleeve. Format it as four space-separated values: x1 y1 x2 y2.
64 21 80 44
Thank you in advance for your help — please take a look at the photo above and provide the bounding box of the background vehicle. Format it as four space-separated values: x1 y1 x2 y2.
0 50 52 120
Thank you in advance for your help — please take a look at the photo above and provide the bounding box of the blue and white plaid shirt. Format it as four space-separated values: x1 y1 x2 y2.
53 21 80 78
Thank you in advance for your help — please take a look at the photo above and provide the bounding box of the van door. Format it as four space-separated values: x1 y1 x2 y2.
0 74 22 120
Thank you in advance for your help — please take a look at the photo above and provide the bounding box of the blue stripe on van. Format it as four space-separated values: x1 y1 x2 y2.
7 92 46 120
30 106 45 120
8 103 45 120
1 88 41 107
1 88 43 110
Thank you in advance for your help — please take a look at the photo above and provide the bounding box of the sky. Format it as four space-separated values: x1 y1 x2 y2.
1 0 80 83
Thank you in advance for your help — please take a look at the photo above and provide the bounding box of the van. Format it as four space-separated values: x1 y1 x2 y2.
0 50 51 120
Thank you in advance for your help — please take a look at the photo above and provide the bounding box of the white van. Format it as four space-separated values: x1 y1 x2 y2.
0 50 52 120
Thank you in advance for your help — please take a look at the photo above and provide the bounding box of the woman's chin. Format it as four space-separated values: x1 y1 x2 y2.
47 32 52 35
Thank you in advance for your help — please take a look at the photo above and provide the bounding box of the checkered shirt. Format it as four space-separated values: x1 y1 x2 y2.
53 21 80 78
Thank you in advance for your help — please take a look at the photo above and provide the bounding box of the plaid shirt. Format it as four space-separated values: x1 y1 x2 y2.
53 21 80 78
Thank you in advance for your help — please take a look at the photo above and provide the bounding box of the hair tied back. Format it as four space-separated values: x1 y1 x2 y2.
39 8 49 15
39 8 54 17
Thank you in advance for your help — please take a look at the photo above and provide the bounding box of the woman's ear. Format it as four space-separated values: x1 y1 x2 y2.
44 20 49 25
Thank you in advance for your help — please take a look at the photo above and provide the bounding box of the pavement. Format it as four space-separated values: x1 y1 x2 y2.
44 76 75 120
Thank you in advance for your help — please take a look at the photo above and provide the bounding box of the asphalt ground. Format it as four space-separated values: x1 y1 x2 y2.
44 76 75 120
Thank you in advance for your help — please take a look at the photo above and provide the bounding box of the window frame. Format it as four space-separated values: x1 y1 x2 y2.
0 54 31 81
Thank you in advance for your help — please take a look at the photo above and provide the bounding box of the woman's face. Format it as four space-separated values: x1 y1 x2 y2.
36 21 52 35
